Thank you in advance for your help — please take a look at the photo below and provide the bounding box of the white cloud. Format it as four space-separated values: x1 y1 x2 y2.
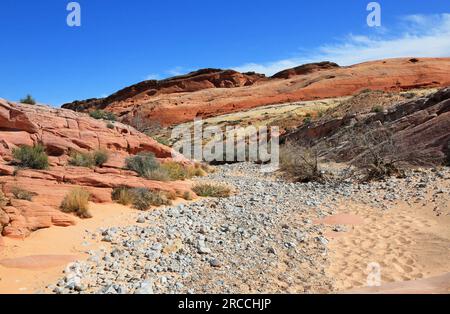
166 66 186 77
145 73 162 80
233 14 450 76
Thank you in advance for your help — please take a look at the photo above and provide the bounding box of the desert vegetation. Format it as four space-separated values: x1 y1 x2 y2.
111 187 173 210
89 110 117 121
20 94 36 105
69 149 109 168
279 143 325 183
192 183 232 198
60 187 92 218
12 144 49 170
125 153 206 181
11 186 34 201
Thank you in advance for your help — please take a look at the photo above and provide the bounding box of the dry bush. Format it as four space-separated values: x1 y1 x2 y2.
182 191 194 201
60 188 92 218
130 188 172 211
161 161 189 180
347 126 439 181
112 187 172 210
187 164 208 177
111 187 134 206
192 183 232 198
144 168 171 181
279 143 325 183
70 150 109 168
129 113 162 137
11 186 34 201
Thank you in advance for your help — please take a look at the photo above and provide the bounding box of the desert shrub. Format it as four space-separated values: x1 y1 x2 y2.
371 105 383 113
161 162 189 180
144 168 170 181
403 92 416 99
130 188 172 211
279 143 324 183
111 187 134 206
69 150 109 168
125 152 160 177
93 149 109 167
192 183 232 198
60 188 92 218
89 110 116 121
166 190 178 201
20 94 36 105
69 151 95 168
106 122 115 129
12 144 49 170
11 186 34 201
111 187 172 209
155 137 170 146
347 126 437 181
129 113 161 136
187 166 207 178
182 191 193 201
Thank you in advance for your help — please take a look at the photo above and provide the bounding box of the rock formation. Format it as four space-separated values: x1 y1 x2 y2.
283 87 450 165
0 99 192 238
62 58 450 126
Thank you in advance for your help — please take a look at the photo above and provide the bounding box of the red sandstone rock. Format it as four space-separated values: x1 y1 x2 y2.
0 100 192 238
283 87 450 164
62 58 450 126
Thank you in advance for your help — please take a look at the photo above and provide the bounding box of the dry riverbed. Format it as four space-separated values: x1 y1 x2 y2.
0 163 449 294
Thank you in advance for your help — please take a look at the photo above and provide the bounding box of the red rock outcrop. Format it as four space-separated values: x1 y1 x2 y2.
62 58 450 126
283 87 450 164
0 99 192 238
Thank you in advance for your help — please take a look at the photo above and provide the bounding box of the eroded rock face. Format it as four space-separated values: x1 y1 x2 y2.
62 68 267 113
0 100 192 238
62 58 450 126
283 87 450 164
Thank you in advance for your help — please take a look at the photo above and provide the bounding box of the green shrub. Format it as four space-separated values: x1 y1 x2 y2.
106 122 115 129
371 105 383 113
11 186 34 201
93 149 109 167
89 110 116 121
155 137 170 146
69 152 95 168
69 150 109 168
12 145 49 170
125 152 160 177
20 94 36 105
60 188 92 218
111 187 134 206
192 183 232 198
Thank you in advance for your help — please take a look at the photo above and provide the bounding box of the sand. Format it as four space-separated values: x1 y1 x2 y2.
0 203 139 294
324 199 450 293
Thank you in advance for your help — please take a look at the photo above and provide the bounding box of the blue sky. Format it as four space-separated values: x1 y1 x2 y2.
0 0 449 106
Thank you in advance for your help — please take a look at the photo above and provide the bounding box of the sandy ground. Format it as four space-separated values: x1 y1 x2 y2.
0 203 140 294
324 199 450 293
1 190 448 294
